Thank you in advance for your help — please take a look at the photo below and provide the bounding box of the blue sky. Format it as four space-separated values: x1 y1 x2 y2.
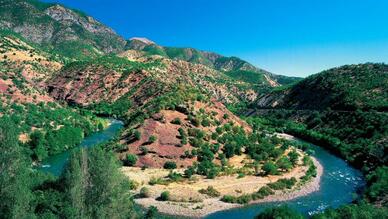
44 0 388 77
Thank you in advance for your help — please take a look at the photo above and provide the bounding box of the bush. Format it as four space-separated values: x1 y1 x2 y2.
198 186 220 197
168 171 183 181
140 146 148 155
201 118 211 127
257 186 274 196
255 205 304 219
268 178 297 190
221 195 236 203
148 135 157 143
159 191 170 201
124 154 137 166
134 130 141 140
171 118 182 125
276 156 293 171
262 161 279 175
184 166 196 178
139 187 151 198
145 206 158 219
163 161 177 169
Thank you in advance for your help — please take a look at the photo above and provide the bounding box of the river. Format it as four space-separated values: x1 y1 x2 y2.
38 119 365 218
205 142 365 218
38 119 124 176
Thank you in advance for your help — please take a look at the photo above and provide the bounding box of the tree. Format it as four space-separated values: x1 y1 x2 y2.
163 161 177 169
288 149 299 166
63 146 136 219
63 150 88 218
276 156 293 171
262 161 279 175
0 117 32 218
255 205 304 219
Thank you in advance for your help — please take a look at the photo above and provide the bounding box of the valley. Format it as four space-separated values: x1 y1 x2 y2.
0 1 386 219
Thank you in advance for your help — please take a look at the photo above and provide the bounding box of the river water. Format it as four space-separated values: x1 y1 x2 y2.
38 120 365 218
38 119 124 176
206 143 365 218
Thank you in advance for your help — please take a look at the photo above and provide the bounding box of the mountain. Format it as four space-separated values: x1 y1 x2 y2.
0 0 126 59
256 63 388 111
0 0 300 88
126 37 302 87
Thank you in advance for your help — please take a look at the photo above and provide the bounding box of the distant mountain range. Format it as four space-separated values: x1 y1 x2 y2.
0 0 301 87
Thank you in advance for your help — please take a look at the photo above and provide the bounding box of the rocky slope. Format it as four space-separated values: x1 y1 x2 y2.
48 49 261 109
0 30 62 104
0 0 126 59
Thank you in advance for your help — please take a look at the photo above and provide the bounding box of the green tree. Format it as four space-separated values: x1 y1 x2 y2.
262 161 279 175
63 150 88 218
163 161 177 169
0 117 32 219
276 156 293 171
288 149 300 166
255 205 304 219
63 147 135 219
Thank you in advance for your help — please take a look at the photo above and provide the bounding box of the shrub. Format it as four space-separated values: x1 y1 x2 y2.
288 149 300 166
257 186 274 196
255 205 304 219
223 113 230 119
201 118 211 127
236 195 252 204
145 206 158 218
216 126 223 134
221 195 236 203
163 161 177 169
159 191 170 201
171 118 182 125
140 146 148 155
198 186 220 197
184 166 196 178
268 178 297 190
134 130 141 140
148 135 157 143
262 161 279 175
276 156 293 171
124 154 137 166
168 171 183 181
139 187 151 198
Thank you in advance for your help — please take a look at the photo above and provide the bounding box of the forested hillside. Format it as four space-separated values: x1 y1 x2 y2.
252 63 388 212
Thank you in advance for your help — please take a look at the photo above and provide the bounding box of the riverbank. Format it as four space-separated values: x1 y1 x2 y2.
125 156 323 218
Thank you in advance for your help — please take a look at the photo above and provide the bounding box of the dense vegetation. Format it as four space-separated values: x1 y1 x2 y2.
258 63 388 111
0 100 103 161
0 117 140 219
251 64 388 217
